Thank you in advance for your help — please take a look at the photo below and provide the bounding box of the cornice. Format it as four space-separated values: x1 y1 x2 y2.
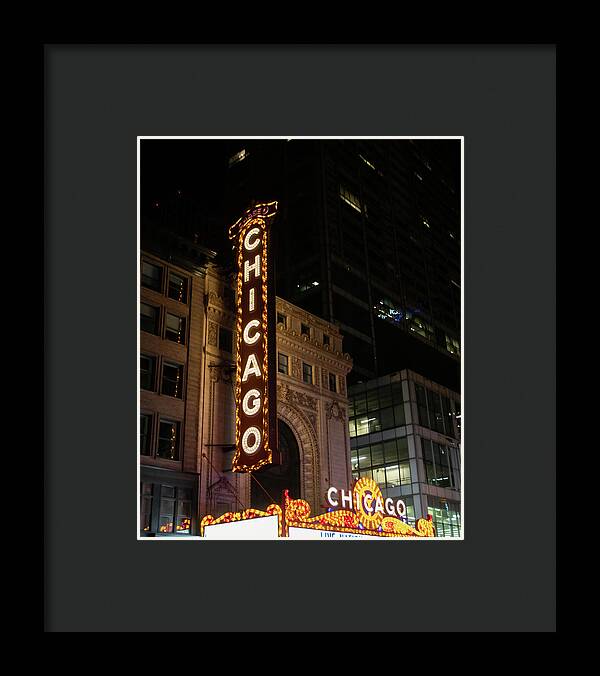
276 324 352 372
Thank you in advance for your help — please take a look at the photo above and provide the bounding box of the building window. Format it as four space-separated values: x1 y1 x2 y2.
228 148 248 167
165 313 186 344
277 312 287 328
409 315 434 341
339 185 362 213
140 482 153 532
446 335 460 356
329 372 337 392
422 439 457 489
218 327 233 354
350 438 411 495
301 323 310 338
140 414 152 456
415 384 430 428
140 354 156 391
168 272 188 304
140 302 159 335
162 362 184 399
158 485 192 534
278 353 289 375
157 419 181 461
302 362 313 384
323 333 330 347
416 385 456 437
141 260 163 292
427 496 461 537
453 399 461 437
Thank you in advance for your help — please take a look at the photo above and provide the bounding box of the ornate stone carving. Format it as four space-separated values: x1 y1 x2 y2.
276 382 317 412
208 361 220 382
306 411 318 432
208 321 218 346
292 390 317 411
208 290 234 311
291 356 301 379
277 382 290 402
327 400 346 422
322 369 328 389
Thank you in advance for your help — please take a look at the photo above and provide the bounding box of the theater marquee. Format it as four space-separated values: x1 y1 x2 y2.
200 479 435 538
228 202 280 473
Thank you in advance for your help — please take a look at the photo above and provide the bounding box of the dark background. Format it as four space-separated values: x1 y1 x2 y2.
45 45 555 632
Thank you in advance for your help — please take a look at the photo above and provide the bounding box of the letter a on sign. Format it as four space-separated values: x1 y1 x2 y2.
228 202 280 472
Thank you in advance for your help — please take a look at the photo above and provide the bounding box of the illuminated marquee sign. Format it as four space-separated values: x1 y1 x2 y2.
286 478 435 537
228 201 280 472
199 479 435 538
327 478 408 526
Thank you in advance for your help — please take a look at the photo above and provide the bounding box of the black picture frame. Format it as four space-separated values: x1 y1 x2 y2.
44 43 556 632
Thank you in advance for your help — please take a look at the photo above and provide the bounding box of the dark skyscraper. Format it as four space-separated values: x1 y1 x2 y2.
141 137 461 391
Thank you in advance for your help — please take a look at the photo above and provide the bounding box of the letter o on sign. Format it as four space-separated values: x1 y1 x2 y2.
242 427 261 455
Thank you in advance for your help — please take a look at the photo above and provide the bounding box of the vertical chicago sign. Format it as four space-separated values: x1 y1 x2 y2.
228 201 280 472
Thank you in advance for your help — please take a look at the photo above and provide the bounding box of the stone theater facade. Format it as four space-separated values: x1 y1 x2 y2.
140 251 353 536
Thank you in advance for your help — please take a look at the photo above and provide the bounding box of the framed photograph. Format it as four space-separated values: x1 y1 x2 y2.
45 44 555 632
137 136 463 542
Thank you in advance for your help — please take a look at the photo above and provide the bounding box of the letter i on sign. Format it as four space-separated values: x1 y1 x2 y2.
228 202 281 473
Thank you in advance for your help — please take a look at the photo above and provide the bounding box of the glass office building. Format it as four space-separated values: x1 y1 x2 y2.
348 369 461 537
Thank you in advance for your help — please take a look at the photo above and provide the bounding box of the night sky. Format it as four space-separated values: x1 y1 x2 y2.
140 138 461 231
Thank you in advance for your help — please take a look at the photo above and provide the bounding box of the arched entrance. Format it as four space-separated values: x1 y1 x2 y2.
250 419 301 510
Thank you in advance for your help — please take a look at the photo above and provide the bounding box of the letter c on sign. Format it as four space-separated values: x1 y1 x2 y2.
244 227 261 251
243 320 261 345
327 487 339 507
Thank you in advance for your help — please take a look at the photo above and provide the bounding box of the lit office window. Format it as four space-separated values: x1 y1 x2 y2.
339 185 362 213
375 298 404 324
409 315 434 341
359 154 381 174
350 438 411 492
446 335 460 356
228 149 248 167
427 496 461 537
